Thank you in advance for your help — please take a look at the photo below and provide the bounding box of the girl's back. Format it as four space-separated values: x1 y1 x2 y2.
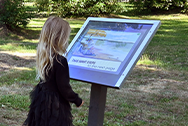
23 16 83 126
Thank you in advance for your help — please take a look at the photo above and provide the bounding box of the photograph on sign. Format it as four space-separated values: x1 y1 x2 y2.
66 17 161 88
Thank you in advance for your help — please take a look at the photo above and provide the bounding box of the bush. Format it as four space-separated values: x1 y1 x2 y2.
61 0 123 17
0 0 33 29
129 0 188 13
35 0 122 17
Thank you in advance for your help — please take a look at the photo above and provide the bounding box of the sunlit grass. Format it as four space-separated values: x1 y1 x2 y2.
27 18 46 30
137 57 157 66
0 43 36 53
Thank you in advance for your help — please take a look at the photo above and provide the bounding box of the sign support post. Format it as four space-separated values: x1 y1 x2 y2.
87 84 107 126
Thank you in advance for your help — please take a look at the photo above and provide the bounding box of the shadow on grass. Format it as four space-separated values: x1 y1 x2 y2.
7 27 41 41
118 3 187 17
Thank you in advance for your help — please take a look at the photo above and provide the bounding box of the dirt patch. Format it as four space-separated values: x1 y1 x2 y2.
0 51 36 76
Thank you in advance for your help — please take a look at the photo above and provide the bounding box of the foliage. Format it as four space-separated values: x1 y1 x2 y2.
0 0 33 29
181 1 188 13
35 0 122 17
129 0 188 13
35 0 49 11
24 0 35 2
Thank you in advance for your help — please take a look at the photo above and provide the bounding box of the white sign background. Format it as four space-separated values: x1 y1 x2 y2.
69 56 121 72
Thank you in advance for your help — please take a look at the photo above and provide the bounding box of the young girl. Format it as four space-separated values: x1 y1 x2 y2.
23 16 84 126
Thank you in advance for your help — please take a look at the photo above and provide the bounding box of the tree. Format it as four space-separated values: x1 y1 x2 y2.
0 0 6 12
0 0 9 36
0 0 32 29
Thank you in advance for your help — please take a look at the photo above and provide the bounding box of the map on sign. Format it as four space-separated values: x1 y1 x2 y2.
66 17 161 88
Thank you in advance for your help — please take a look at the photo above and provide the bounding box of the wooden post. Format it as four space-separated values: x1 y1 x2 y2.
87 84 107 126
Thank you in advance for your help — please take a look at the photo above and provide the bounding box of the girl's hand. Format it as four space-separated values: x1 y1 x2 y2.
78 101 84 107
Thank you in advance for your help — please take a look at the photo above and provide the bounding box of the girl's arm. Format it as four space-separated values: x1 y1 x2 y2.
55 56 83 107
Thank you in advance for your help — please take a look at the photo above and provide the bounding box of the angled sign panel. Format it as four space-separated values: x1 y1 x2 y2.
66 17 161 88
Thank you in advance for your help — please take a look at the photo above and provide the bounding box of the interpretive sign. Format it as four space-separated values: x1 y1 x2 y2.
66 17 161 88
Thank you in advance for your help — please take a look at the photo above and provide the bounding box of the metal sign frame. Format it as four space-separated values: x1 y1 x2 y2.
66 17 161 89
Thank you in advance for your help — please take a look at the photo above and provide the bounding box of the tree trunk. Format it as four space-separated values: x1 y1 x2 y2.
0 0 6 11
0 0 9 37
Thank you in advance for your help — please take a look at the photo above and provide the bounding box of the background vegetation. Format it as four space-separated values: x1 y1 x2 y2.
0 0 188 126
0 0 33 29
1 0 188 29
129 0 188 14
35 0 122 17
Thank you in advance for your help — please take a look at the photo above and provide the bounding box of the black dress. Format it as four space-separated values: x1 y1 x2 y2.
23 55 82 126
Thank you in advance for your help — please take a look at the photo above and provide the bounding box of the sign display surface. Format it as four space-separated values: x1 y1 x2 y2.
66 17 161 88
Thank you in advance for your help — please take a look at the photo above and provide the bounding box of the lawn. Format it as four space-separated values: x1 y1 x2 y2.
0 8 188 126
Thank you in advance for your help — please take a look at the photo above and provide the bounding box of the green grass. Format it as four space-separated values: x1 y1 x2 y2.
0 124 8 126
135 14 188 72
0 68 37 86
0 94 30 111
0 5 188 125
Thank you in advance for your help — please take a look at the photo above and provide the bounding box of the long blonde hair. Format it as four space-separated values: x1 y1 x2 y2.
36 16 71 81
